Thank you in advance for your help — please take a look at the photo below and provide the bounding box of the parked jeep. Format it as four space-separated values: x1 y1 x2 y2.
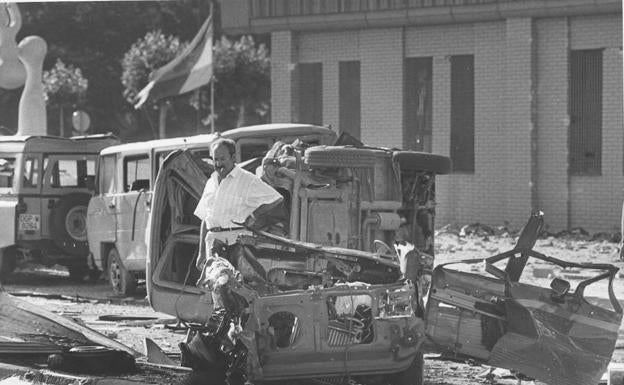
87 124 337 295
0 134 118 279
146 138 621 385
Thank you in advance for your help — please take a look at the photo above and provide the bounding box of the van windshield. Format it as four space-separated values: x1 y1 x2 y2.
0 156 16 188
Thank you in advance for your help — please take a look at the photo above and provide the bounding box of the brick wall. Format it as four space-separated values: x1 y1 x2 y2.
359 29 404 148
536 18 570 232
298 31 360 132
568 14 623 233
270 13 623 233
501 18 534 228
271 31 295 123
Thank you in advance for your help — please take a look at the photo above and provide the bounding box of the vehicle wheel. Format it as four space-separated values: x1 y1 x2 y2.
304 146 380 168
392 151 452 174
0 246 18 278
49 193 90 257
391 352 424 385
108 248 136 296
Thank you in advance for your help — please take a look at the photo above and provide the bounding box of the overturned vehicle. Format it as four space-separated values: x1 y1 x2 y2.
146 140 621 385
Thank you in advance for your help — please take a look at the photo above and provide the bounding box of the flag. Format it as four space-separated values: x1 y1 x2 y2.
134 14 213 109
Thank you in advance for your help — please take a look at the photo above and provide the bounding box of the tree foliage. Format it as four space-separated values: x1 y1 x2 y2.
212 35 270 129
6 1 211 137
120 33 270 133
43 59 88 107
0 1 270 139
121 31 185 104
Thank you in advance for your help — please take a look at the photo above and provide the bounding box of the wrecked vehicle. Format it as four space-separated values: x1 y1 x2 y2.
146 137 621 384
87 123 336 296
426 212 622 385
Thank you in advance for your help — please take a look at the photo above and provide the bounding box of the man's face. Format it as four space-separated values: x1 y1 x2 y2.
212 144 235 179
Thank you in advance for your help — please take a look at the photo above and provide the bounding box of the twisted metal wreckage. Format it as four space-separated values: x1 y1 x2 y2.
0 138 620 385
144 139 622 385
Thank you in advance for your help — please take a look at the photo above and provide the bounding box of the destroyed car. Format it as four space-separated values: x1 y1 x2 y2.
146 139 621 385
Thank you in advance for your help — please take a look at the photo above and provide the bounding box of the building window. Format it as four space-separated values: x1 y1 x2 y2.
298 62 323 125
569 49 602 176
339 61 361 139
404 57 432 152
450 55 474 173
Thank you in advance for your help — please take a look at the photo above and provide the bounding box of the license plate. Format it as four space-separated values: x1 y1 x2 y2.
19 214 40 231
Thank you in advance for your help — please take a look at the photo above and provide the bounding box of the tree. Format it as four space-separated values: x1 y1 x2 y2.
212 35 270 130
8 1 211 137
42 59 88 137
121 31 185 105
120 33 271 136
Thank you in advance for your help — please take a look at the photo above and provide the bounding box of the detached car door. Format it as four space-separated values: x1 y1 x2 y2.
425 213 622 385
147 150 213 322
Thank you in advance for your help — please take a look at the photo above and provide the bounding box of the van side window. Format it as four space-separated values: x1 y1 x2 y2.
0 157 15 188
124 155 150 192
99 155 116 194
23 156 39 187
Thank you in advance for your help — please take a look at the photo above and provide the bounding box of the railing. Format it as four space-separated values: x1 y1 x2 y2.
250 0 518 18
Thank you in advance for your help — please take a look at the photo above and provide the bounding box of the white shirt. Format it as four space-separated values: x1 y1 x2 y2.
194 165 282 245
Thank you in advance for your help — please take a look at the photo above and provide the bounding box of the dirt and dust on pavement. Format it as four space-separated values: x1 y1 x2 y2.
1 224 623 385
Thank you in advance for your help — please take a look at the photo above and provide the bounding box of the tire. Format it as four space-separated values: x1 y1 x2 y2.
108 247 136 296
391 352 424 385
49 193 90 257
0 246 18 278
393 151 452 174
304 146 381 168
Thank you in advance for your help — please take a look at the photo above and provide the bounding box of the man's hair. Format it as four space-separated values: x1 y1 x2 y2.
210 138 236 157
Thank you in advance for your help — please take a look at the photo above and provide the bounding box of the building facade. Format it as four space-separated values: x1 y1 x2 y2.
222 0 623 233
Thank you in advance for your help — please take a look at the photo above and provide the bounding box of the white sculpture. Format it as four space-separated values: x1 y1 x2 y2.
0 3 47 136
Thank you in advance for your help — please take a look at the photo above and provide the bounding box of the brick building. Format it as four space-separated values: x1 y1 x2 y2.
221 0 623 233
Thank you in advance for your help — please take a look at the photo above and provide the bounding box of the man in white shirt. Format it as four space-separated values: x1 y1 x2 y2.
193 138 283 308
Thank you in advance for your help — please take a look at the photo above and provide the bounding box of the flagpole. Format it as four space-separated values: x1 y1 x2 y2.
210 0 215 134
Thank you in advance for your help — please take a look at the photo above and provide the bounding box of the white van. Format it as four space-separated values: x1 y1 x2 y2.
87 123 337 295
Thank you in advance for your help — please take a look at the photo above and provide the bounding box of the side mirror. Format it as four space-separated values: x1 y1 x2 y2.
550 277 570 301
84 175 95 191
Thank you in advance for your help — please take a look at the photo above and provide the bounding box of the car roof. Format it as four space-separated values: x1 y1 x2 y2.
221 123 335 140
100 123 337 156
0 134 118 153
100 134 218 155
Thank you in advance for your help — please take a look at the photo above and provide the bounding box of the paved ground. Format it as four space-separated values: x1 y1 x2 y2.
1 228 622 384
